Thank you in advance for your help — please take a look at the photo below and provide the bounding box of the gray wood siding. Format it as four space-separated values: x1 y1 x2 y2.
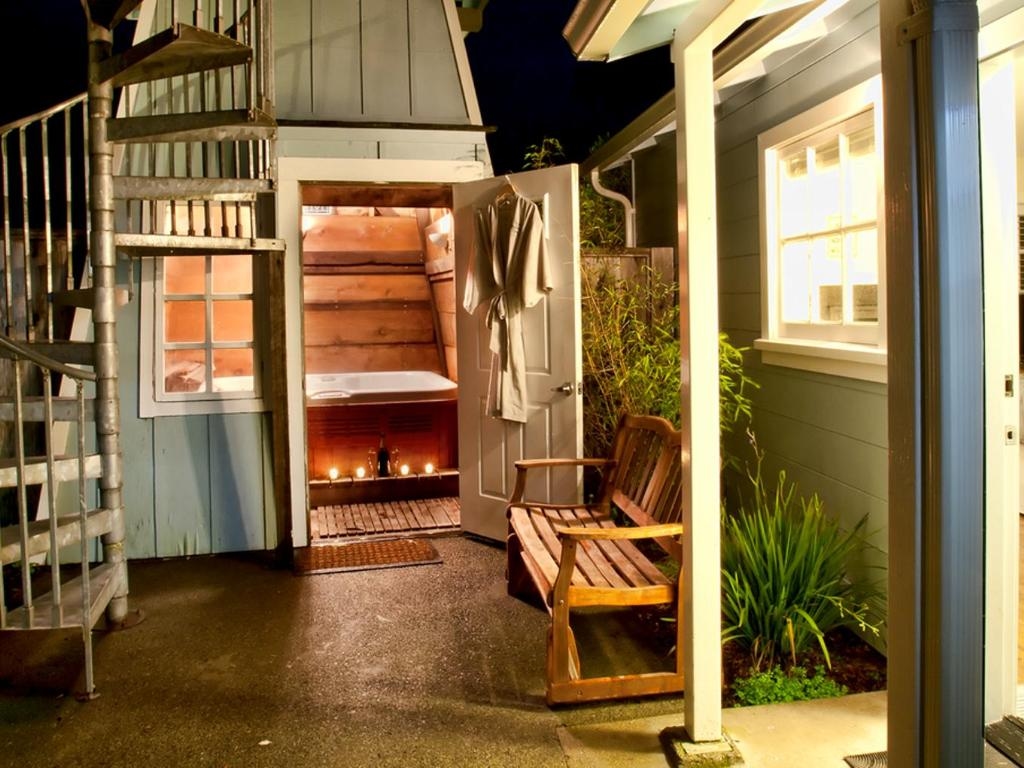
711 0 889 636
276 0 471 125
116 263 272 559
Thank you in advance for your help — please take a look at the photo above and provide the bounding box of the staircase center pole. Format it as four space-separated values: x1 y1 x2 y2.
86 19 128 624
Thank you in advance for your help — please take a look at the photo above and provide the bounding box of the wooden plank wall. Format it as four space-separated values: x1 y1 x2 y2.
302 212 444 375
423 213 457 379
275 0 470 125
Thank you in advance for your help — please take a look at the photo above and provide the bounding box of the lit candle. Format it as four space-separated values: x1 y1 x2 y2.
328 467 339 481
355 466 366 479
424 463 435 474
399 464 410 476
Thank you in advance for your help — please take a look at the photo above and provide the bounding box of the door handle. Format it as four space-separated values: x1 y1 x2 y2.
552 382 576 395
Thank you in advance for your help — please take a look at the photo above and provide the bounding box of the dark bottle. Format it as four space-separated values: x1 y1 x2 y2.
376 433 390 478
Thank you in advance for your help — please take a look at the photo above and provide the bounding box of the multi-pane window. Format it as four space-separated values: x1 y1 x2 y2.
770 109 881 345
140 251 265 417
756 77 886 386
155 254 258 399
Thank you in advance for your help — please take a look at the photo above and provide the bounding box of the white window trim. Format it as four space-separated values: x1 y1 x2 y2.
756 76 887 383
139 258 267 418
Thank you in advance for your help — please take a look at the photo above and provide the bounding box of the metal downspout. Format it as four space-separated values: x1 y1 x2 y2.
589 168 635 247
86 18 128 624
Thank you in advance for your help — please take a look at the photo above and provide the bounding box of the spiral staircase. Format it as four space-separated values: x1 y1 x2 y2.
0 0 282 698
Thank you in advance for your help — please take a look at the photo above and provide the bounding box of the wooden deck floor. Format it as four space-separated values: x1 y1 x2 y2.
310 497 460 541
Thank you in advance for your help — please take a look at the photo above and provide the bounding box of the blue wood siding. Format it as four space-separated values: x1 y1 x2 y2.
117 263 271 559
276 0 471 125
713 0 889 633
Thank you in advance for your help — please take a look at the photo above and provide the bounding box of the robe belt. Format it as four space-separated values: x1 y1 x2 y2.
485 290 507 329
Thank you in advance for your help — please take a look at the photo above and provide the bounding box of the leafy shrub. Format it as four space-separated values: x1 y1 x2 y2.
721 437 881 671
580 264 756 462
732 665 847 707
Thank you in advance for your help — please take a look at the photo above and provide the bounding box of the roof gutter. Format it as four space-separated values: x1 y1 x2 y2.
580 0 827 174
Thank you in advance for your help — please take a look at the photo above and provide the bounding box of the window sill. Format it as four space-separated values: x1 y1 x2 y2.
753 338 887 383
139 396 267 419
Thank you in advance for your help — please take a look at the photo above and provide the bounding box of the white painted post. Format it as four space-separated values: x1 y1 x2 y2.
672 0 762 743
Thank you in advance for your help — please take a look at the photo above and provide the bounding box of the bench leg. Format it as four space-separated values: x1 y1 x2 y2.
547 601 580 692
506 531 534 601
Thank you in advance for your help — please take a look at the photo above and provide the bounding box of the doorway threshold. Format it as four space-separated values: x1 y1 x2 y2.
310 497 460 542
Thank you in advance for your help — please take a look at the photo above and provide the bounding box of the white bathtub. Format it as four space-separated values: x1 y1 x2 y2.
305 370 457 405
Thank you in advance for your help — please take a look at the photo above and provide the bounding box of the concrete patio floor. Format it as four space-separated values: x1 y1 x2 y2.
0 536 1007 767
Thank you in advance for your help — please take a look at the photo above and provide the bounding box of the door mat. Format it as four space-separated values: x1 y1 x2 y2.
987 715 1024 766
294 538 442 575
845 752 887 768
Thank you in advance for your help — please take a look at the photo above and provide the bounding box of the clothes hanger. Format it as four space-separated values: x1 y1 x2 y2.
494 175 519 205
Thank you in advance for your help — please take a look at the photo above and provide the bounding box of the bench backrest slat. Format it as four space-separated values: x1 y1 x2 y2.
603 414 683 560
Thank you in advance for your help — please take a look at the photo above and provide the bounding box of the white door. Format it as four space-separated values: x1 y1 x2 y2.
453 165 584 541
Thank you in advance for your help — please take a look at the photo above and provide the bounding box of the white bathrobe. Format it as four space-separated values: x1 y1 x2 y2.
462 192 552 423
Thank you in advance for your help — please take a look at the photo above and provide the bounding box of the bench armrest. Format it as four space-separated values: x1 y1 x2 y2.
508 458 615 504
552 522 684 541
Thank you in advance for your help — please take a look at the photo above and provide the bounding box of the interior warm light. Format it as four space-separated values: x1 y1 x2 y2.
399 464 410 476
328 467 339 481
355 466 366 479
424 463 434 474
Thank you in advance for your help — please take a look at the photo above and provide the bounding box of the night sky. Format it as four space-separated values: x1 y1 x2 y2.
0 0 673 173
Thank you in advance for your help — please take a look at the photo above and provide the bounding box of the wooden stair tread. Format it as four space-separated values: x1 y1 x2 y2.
0 396 95 422
98 23 252 88
88 0 143 29
0 508 114 566
2 562 119 631
0 454 103 489
114 176 273 201
115 232 284 256
107 108 276 144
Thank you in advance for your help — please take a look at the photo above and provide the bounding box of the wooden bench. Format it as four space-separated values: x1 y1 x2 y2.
505 413 684 704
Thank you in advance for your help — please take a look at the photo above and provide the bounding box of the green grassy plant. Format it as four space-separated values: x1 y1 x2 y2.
731 665 847 707
721 435 881 671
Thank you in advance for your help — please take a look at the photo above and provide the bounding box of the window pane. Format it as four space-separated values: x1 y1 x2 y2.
780 241 810 323
778 152 809 238
213 300 253 342
212 254 252 294
848 229 879 322
846 125 877 226
164 257 205 295
809 138 842 232
810 236 843 323
164 349 207 393
213 348 254 392
165 300 206 343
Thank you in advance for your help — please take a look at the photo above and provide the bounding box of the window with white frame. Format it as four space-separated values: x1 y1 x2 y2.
140 253 265 417
755 78 887 382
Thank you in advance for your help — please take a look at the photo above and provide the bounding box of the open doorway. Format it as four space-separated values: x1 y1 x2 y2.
299 183 460 541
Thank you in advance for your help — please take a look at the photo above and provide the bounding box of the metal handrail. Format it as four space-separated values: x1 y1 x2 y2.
0 334 97 382
0 93 88 140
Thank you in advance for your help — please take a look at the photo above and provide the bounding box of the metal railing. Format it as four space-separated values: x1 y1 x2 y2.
0 94 91 344
0 334 98 675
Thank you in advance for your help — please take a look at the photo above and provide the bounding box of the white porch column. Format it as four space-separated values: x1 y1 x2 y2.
672 0 762 743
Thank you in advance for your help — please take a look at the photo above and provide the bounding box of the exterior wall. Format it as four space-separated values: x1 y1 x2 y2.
713 0 889 623
633 134 677 248
275 0 475 125
117 262 275 559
